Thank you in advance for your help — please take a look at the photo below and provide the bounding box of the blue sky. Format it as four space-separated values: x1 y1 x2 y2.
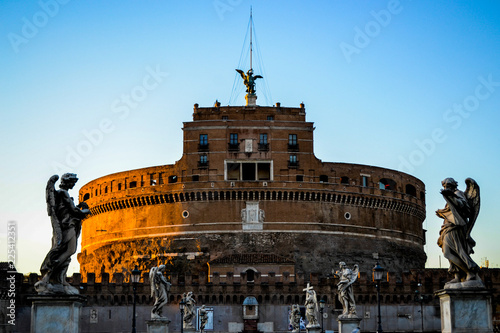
1 0 499 274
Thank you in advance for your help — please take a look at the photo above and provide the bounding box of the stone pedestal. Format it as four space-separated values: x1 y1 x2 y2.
183 328 196 333
436 288 493 333
306 326 321 333
337 316 362 333
29 295 86 333
245 94 257 106
146 318 170 333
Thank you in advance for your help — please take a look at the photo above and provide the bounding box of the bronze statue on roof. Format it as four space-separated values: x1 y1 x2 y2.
236 68 263 95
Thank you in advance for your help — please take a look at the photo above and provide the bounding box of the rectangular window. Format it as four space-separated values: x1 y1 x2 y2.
199 134 208 145
258 133 269 151
229 133 239 151
227 163 240 180
230 133 238 145
225 161 272 181
198 155 208 168
222 116 228 120
288 155 298 168
267 115 274 121
199 134 208 151
288 134 298 151
362 176 368 187
260 133 268 144
242 163 256 181
257 163 270 180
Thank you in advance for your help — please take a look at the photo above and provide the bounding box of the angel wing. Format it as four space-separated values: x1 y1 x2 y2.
46 175 62 247
46 175 58 216
150 266 158 297
464 178 480 249
350 264 359 284
235 69 246 80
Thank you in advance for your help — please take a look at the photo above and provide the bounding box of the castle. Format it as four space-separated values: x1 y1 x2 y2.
77 100 427 282
7 87 499 332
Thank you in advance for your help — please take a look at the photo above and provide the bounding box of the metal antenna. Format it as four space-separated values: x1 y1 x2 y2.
250 6 253 71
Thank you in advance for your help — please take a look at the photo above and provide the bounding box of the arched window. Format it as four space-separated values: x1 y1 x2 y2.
246 269 255 282
83 193 90 201
405 184 417 197
379 178 396 191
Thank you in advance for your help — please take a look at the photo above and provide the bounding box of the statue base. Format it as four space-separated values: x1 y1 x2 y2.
306 326 321 333
29 294 86 333
146 318 171 333
183 327 196 333
337 315 361 333
435 288 493 333
246 94 257 106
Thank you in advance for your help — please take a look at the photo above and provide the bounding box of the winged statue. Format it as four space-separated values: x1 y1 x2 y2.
236 68 263 95
150 265 171 319
289 304 301 333
334 262 359 318
35 173 90 295
182 291 197 329
303 284 320 328
436 177 481 286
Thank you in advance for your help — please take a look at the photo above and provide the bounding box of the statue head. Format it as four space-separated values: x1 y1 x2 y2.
441 178 458 190
60 173 78 189
158 264 166 272
339 261 346 268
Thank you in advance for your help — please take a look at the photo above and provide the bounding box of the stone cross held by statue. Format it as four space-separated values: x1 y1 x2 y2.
303 283 314 293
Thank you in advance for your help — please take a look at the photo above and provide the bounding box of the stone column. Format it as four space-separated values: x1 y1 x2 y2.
146 318 171 333
337 316 362 333
436 288 493 333
29 295 86 333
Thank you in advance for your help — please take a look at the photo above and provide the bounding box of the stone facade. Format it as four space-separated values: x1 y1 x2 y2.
78 103 426 280
6 268 500 332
